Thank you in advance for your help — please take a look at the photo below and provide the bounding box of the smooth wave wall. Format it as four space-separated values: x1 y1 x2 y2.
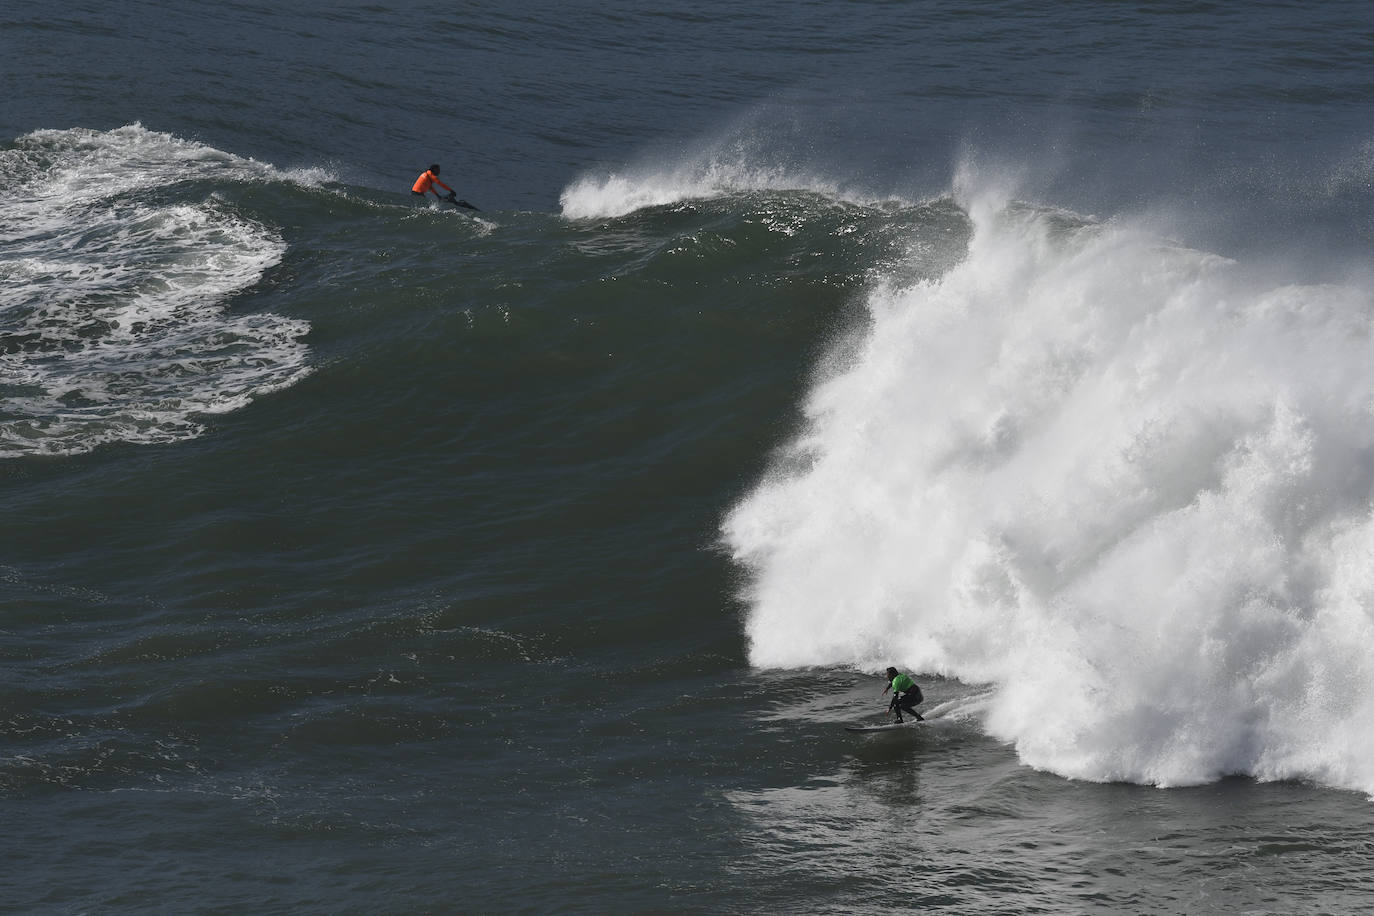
723 173 1374 791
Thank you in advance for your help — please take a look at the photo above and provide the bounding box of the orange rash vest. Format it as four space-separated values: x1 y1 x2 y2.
412 170 454 194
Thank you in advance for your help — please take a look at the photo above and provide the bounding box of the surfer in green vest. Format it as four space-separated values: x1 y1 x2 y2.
883 666 924 723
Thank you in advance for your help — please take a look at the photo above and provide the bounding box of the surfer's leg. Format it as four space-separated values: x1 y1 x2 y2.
898 695 924 721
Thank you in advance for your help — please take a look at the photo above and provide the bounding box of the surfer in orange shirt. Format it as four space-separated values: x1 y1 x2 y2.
411 164 481 211
412 164 455 200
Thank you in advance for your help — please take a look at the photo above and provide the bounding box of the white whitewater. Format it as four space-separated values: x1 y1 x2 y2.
0 125 312 457
725 170 1374 791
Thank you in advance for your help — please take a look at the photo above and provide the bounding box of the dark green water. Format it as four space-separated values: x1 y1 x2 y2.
6 2 1374 912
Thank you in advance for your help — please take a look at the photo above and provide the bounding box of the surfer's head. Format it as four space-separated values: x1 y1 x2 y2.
429 164 441 175
885 666 899 680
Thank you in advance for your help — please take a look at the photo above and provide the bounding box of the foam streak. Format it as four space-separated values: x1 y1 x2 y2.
0 126 311 457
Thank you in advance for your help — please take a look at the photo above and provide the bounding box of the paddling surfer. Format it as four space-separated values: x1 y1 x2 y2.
412 164 455 201
411 164 480 210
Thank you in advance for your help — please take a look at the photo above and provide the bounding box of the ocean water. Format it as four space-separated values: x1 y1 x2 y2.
5 1 1374 912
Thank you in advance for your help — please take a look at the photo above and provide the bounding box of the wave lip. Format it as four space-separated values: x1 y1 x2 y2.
723 190 1374 792
0 125 312 458
558 134 850 220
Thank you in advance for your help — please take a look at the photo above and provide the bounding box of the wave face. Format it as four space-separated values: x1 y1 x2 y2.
0 126 311 457
723 172 1374 791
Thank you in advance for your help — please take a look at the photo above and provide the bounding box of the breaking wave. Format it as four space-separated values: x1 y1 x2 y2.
724 169 1374 792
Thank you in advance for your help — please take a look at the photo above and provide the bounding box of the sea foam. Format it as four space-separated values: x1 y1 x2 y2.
723 172 1374 791
0 125 312 457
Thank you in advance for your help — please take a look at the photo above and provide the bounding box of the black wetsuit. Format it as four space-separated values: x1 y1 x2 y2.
888 674 924 721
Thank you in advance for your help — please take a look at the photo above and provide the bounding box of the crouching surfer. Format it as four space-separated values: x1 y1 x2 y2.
883 666 924 723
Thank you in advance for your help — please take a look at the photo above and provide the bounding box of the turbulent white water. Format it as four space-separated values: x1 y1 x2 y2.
0 125 312 457
559 126 849 220
724 172 1374 792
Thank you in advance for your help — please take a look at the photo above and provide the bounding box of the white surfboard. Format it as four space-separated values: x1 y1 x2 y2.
845 720 923 733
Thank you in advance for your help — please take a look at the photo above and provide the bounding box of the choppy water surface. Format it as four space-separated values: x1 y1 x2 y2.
5 1 1374 912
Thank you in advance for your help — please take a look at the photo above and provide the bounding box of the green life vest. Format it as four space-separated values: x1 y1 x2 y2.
892 673 916 694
